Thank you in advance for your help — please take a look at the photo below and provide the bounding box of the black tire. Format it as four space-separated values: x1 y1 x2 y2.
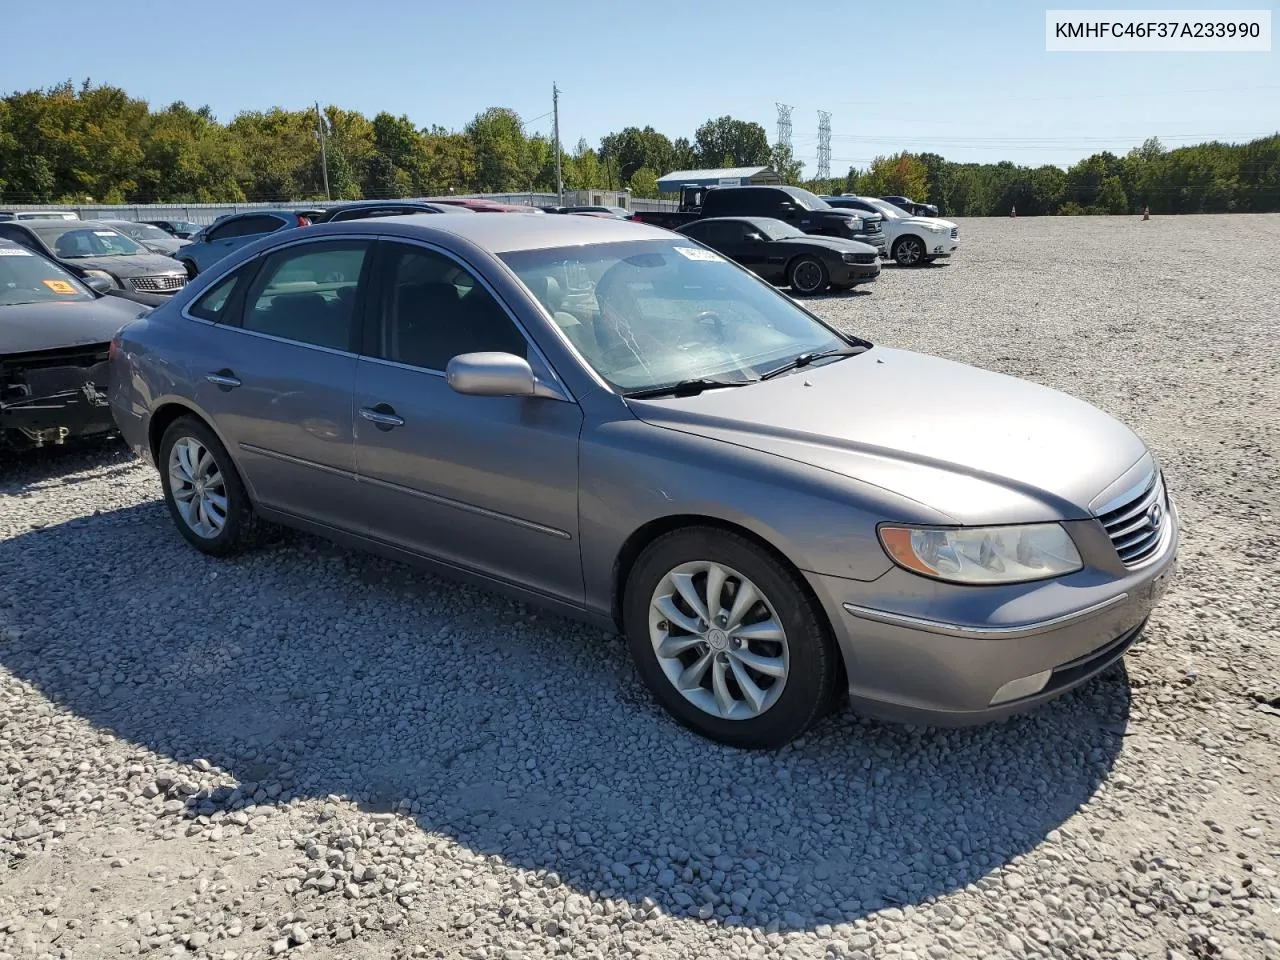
158 415 257 556
788 256 829 295
180 259 198 280
623 526 841 749
893 235 926 267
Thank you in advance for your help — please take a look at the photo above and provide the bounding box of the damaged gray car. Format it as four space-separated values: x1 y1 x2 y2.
0 239 152 451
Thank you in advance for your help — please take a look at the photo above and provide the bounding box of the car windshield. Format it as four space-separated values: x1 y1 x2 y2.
755 219 807 241
29 223 144 258
867 198 909 219
0 247 92 305
500 238 850 394
117 222 172 241
784 187 831 211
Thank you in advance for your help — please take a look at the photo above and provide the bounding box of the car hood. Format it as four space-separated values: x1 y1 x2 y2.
897 215 956 230
774 235 879 256
626 346 1150 524
0 296 150 355
140 237 189 256
62 254 186 278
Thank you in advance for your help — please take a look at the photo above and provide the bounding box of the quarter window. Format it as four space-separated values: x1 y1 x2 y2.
373 243 527 371
188 268 246 322
238 241 369 350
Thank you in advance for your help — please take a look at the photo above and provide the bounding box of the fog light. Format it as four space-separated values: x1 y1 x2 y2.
990 669 1052 705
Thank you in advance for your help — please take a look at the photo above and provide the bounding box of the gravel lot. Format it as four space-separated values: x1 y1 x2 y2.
2 213 1278 960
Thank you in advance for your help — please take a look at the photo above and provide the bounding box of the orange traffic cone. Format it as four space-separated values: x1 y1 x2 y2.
1142 206 1150 220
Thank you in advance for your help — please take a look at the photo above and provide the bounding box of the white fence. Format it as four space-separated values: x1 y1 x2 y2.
3 193 680 225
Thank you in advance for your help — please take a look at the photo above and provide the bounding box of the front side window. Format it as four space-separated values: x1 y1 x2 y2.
238 241 369 350
371 243 528 371
0 246 93 305
501 239 849 393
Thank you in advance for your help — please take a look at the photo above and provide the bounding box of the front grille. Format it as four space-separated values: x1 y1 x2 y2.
1098 473 1167 566
864 221 881 233
129 275 187 293
851 253 877 264
950 227 959 239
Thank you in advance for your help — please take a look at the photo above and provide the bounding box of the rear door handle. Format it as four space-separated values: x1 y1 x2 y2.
360 404 404 431
205 370 241 390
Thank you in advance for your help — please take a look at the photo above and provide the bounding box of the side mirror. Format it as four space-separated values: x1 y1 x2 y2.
84 275 113 294
777 202 796 212
743 232 765 242
445 352 563 400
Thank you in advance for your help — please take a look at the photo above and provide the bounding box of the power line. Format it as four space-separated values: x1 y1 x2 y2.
836 84 1280 109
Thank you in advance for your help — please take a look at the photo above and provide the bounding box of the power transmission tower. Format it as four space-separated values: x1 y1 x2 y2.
775 103 793 151
816 110 831 181
552 83 563 204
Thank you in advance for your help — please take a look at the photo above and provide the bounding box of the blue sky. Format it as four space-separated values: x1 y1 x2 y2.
2 0 1275 174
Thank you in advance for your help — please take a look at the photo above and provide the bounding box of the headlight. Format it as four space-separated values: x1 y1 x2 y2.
878 523 1083 585
841 252 860 262
81 269 118 287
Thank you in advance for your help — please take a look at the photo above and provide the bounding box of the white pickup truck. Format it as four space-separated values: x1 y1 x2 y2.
823 195 960 267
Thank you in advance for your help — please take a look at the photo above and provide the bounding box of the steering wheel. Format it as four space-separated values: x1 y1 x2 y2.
676 310 726 350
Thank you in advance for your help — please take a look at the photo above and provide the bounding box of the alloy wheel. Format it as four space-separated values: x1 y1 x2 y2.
168 436 228 538
648 560 790 720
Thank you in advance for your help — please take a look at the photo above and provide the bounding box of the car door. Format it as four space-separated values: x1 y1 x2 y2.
187 237 372 532
353 239 584 603
717 221 781 281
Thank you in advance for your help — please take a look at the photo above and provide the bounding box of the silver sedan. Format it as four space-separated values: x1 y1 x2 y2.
107 214 1178 748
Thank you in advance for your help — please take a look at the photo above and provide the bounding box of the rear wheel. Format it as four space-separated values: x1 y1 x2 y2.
623 527 841 748
158 416 257 556
788 256 829 295
893 236 926 267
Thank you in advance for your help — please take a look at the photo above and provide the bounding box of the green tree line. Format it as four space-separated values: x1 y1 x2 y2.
2 81 1277 215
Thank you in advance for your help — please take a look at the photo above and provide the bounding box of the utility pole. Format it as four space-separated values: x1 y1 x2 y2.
315 101 331 201
552 83 563 204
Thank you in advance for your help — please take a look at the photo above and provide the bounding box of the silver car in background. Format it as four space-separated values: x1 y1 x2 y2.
108 214 1178 748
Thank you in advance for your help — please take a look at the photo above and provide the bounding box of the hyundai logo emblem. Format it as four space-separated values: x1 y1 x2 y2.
1147 502 1164 529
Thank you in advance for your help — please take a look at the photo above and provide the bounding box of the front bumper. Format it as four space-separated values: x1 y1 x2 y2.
1 365 117 442
835 260 882 284
805 499 1179 726
853 232 888 255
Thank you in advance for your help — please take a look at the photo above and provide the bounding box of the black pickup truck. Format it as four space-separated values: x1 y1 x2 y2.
635 184 886 254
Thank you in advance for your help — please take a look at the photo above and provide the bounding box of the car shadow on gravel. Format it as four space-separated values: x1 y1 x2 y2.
0 505 1131 933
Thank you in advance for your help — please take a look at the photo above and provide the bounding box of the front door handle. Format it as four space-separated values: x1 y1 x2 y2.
205 370 241 390
360 403 405 431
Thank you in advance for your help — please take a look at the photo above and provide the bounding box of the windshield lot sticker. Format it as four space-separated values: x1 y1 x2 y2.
42 279 77 294
93 230 117 236
0 247 33 255
673 245 725 262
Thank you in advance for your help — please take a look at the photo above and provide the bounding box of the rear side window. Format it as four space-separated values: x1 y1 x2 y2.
238 240 370 351
209 215 286 241
704 188 776 218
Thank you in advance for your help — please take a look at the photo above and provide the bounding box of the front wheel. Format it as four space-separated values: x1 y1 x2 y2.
623 527 841 748
158 416 257 556
788 256 829 295
893 236 926 267
180 259 198 280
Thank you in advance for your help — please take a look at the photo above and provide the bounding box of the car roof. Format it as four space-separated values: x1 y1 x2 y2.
299 211 669 253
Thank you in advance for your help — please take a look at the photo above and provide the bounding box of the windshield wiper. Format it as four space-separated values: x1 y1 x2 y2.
624 377 758 399
759 346 865 380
